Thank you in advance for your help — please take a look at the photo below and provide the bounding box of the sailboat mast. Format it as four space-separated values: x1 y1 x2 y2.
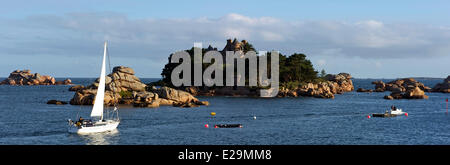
101 41 107 121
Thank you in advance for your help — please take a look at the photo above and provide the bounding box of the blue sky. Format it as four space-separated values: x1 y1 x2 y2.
2 0 449 23
0 0 449 78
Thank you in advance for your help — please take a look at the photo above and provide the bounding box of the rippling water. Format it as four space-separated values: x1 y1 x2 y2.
0 78 449 145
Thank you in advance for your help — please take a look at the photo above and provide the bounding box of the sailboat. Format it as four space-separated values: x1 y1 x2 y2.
68 41 120 134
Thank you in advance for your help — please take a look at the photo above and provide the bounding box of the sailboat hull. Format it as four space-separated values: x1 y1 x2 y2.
68 120 120 134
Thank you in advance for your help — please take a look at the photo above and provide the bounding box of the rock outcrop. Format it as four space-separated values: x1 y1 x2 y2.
134 87 209 108
432 76 450 93
0 70 72 85
69 66 208 108
373 78 432 93
371 81 386 92
180 73 353 99
324 73 354 93
285 81 336 98
47 100 68 105
286 73 353 98
183 86 258 97
357 88 373 93
69 85 85 91
271 73 353 98
85 66 146 93
377 78 430 100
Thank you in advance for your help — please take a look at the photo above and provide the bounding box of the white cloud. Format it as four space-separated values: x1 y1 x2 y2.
1 12 450 78
317 59 326 66
1 13 450 60
356 20 384 29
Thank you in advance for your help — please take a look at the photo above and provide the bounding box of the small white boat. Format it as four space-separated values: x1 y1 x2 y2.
67 41 120 134
390 108 406 115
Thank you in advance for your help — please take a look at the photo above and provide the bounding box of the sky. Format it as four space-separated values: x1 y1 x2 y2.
0 0 449 78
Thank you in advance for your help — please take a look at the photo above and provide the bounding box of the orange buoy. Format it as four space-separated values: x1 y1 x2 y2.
405 113 408 117
367 115 371 119
204 124 209 128
210 112 216 116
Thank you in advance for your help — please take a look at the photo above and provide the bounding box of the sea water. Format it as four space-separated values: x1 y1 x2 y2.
0 78 448 145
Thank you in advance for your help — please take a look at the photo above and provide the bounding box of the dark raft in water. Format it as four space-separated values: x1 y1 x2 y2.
214 124 243 128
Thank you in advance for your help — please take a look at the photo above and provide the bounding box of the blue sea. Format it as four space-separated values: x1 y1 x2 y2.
0 78 449 145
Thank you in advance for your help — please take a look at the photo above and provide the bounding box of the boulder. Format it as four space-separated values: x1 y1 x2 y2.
325 73 354 93
69 85 85 91
371 78 431 94
113 66 135 75
384 95 394 100
370 78 431 99
69 66 207 108
432 76 450 93
173 102 200 108
372 81 386 92
357 88 373 93
403 87 429 99
134 100 160 108
384 86 429 100
274 73 353 99
197 101 210 106
47 100 68 105
0 70 72 85
151 86 199 103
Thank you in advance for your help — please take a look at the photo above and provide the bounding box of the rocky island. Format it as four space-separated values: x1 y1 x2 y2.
69 66 209 108
153 39 354 98
356 76 450 100
277 73 353 98
0 69 72 85
432 76 450 93
179 72 353 99
358 78 431 99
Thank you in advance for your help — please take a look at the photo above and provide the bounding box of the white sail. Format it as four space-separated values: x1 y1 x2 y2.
90 42 107 119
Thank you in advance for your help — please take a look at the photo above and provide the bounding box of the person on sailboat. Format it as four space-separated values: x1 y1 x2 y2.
74 117 84 127
79 117 84 123
391 105 397 111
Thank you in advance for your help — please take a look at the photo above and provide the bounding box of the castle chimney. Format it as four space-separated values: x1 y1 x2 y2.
226 39 232 45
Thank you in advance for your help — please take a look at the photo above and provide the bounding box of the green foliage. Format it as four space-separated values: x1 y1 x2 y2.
160 47 214 87
312 77 328 84
279 53 318 83
320 69 327 78
281 81 304 90
242 42 255 53
147 79 166 87
160 40 321 88
118 91 133 98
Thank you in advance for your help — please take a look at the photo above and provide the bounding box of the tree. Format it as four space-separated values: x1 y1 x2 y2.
279 53 318 83
320 69 326 78
159 40 320 88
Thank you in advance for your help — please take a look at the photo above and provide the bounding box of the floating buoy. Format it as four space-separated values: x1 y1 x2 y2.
405 113 408 117
367 115 371 119
210 112 216 116
204 124 209 128
253 116 256 120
